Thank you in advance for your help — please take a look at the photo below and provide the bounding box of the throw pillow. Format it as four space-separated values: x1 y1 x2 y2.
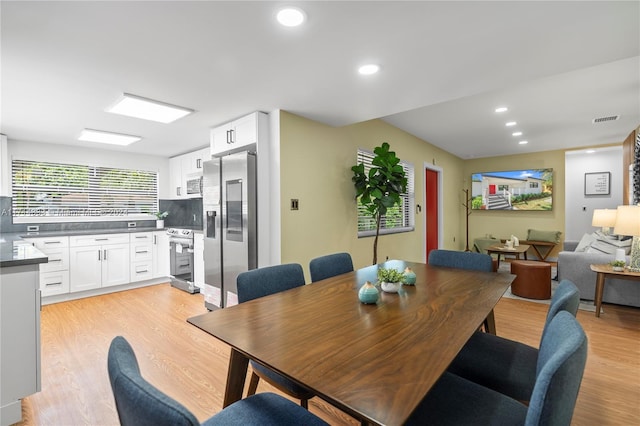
575 233 597 252
527 229 562 243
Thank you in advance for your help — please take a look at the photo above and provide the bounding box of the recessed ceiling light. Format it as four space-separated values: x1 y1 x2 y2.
107 93 194 123
512 131 523 136
505 121 517 127
358 64 380 75
79 129 141 146
518 140 528 145
495 107 508 113
276 7 306 27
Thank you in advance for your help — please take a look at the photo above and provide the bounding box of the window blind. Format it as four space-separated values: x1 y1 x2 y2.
11 159 158 221
356 149 415 237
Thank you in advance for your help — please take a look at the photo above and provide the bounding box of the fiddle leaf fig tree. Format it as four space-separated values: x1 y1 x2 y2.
352 142 407 264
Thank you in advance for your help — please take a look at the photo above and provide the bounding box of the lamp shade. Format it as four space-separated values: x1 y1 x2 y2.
613 205 640 236
592 209 618 227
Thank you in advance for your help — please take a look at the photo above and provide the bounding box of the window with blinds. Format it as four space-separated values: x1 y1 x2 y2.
11 159 158 222
356 149 415 237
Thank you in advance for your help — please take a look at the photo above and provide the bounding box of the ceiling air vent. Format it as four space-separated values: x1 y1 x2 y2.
592 115 620 124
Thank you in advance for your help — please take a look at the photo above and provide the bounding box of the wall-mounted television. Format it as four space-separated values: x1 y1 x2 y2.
471 168 553 211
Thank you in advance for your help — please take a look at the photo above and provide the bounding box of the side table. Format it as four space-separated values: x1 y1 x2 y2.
589 264 640 317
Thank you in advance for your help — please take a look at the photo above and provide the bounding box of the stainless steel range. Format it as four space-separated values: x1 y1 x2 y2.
167 228 198 294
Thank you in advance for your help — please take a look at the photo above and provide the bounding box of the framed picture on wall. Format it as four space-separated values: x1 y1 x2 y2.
584 171 611 195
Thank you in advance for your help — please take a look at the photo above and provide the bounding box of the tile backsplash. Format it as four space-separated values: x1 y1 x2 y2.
0 196 202 233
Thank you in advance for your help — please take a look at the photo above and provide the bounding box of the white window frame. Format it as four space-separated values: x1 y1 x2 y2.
11 159 158 223
356 148 415 238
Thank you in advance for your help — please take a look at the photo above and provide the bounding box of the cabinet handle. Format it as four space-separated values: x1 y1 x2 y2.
95 238 109 241
103 249 107 260
98 250 101 261
136 269 149 274
229 129 235 144
50 259 62 263
197 158 202 169
44 241 61 244
154 235 157 244
45 282 63 286
177 187 181 196
136 250 148 254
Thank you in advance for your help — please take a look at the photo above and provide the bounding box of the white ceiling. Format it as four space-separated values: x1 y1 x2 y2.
1 1 639 159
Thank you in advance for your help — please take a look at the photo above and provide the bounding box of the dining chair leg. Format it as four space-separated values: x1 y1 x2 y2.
483 310 497 335
247 372 260 396
301 398 308 409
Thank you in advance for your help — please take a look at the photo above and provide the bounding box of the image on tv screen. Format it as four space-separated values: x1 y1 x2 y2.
471 169 553 211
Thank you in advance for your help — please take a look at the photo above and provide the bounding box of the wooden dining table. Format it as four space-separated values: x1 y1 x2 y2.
188 259 514 426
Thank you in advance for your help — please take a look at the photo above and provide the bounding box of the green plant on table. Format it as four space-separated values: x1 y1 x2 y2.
377 267 405 284
155 211 169 219
610 260 626 268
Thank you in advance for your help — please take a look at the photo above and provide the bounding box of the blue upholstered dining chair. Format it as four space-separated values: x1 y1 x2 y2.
309 252 354 282
427 249 493 272
107 336 328 426
405 311 588 426
236 264 315 408
447 279 580 402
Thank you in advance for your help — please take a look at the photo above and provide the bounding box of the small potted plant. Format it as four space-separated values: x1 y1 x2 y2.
155 211 168 229
377 267 405 293
610 260 626 272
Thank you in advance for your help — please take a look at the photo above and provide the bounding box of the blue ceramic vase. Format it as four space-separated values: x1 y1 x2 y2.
358 281 379 304
403 267 416 285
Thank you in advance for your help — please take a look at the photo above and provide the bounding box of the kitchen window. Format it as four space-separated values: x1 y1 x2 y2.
11 159 158 223
356 148 415 237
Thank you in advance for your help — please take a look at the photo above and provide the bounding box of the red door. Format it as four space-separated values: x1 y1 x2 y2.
489 184 496 195
425 169 439 258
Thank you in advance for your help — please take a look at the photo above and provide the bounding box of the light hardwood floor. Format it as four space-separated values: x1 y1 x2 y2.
17 282 640 425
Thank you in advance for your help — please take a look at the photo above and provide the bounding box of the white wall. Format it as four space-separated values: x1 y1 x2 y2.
6 140 171 198
565 146 623 241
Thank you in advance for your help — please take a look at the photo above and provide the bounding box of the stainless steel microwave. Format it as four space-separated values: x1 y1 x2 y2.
186 177 202 195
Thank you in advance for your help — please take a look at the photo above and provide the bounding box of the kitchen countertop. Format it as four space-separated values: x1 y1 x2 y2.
0 234 48 268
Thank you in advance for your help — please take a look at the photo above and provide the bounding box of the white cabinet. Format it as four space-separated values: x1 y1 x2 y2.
210 112 267 155
23 236 70 297
169 147 209 199
193 233 204 289
69 234 130 292
153 231 170 278
0 263 41 425
130 232 153 282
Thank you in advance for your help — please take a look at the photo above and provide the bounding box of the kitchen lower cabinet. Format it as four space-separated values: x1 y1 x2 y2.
152 231 170 278
69 234 130 292
23 236 70 297
130 232 153 282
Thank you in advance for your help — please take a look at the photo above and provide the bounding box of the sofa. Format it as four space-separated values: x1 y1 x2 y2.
557 240 640 308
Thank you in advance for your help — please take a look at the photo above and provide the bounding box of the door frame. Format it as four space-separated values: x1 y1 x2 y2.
423 162 444 263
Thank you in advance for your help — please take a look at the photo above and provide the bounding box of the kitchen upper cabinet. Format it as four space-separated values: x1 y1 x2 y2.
169 147 209 199
69 234 130 292
210 112 267 155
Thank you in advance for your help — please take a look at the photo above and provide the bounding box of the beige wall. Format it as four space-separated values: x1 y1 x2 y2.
463 150 566 257
279 111 465 279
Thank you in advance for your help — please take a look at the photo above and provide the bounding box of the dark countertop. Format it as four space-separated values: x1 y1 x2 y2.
0 234 48 268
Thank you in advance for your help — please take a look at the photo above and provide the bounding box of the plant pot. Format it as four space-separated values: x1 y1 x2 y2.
613 266 625 272
156 220 164 229
380 281 401 293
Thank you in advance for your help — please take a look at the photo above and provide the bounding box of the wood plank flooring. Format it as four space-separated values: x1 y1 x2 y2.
17 282 640 425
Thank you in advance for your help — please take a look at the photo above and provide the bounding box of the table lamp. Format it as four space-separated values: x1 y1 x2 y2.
592 208 617 234
613 205 640 272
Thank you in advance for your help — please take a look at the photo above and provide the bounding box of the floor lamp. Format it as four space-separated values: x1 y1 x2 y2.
613 205 640 272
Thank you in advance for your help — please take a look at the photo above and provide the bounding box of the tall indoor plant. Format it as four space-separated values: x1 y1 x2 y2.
352 142 407 264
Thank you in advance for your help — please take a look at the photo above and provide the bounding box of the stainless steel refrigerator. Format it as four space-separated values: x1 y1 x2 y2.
202 150 257 310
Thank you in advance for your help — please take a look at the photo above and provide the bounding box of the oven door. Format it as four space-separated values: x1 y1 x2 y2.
169 239 194 283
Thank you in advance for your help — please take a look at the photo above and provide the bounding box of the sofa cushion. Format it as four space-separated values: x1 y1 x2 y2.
527 229 562 243
575 233 597 252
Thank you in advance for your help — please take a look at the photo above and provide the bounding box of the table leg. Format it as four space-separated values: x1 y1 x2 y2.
483 309 497 335
494 253 501 268
594 272 605 318
223 348 249 407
